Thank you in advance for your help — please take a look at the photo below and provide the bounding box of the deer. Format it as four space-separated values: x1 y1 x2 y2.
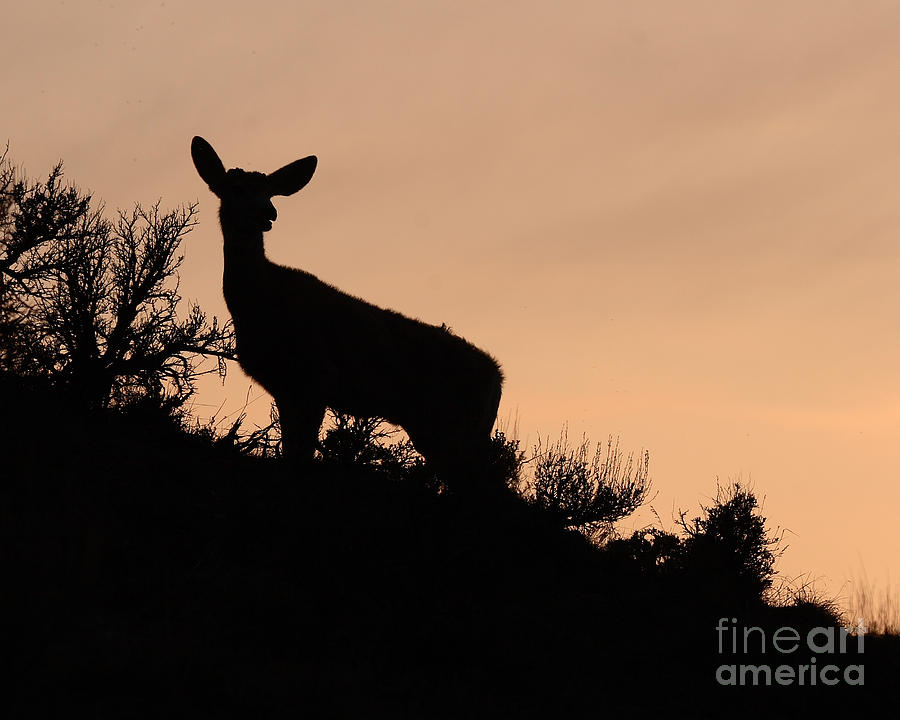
190 136 504 493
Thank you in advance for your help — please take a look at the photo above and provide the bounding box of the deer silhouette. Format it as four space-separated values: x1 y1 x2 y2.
191 136 503 490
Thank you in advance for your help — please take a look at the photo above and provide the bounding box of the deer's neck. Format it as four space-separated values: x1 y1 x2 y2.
221 229 266 264
219 215 269 307
220 206 266 258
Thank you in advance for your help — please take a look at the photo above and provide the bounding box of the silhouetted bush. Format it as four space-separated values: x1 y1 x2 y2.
0 148 234 411
601 526 683 576
314 412 524 495
318 411 418 468
525 430 652 542
488 429 525 492
677 481 781 602
604 481 781 608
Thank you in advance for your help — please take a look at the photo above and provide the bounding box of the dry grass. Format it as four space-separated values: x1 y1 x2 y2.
845 571 900 635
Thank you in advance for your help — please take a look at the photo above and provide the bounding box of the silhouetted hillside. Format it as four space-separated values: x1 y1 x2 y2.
2 374 897 717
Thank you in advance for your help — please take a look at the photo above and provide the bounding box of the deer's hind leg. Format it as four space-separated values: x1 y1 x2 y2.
408 424 496 497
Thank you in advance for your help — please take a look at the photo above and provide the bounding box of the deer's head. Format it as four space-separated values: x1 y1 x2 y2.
191 136 318 235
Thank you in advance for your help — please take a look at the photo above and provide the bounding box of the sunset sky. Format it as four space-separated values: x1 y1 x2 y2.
7 1 900 611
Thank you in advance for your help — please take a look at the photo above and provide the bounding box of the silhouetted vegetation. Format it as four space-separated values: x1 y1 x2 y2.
600 482 783 612
525 430 651 543
4 377 897 716
0 147 234 411
3 150 897 716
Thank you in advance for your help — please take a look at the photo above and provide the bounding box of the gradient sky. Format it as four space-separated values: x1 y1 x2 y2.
7 0 900 611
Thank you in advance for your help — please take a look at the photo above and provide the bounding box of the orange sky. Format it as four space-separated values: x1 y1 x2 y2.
7 0 900 612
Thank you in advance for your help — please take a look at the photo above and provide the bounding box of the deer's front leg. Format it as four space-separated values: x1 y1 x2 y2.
278 399 326 464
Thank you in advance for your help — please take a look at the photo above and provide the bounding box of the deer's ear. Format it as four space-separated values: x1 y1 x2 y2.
268 156 317 197
191 136 227 192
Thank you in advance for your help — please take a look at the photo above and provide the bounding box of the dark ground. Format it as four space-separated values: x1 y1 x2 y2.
2 375 897 718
